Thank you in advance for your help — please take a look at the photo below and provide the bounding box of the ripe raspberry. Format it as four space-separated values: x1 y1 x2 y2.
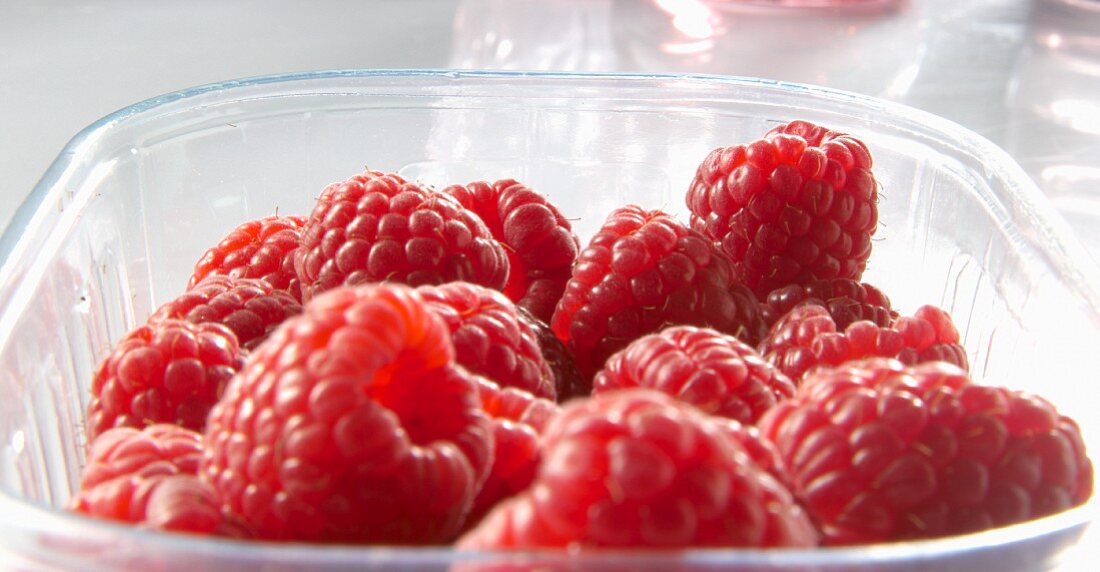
760 303 968 383
516 307 586 403
475 375 561 434
70 424 242 536
150 275 302 351
189 215 305 300
593 326 795 425
762 278 896 329
445 179 580 322
86 319 244 440
72 425 202 522
715 418 794 489
143 474 250 537
294 170 508 301
457 389 819 550
551 205 767 387
201 284 493 543
467 377 562 528
758 359 1094 544
418 282 555 400
687 120 879 297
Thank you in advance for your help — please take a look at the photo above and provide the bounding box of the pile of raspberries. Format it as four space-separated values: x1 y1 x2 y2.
71 120 1092 550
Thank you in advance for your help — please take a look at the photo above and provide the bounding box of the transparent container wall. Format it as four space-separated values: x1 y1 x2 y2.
0 72 1095 570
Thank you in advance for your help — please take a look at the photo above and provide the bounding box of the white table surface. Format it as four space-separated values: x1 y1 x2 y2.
1 0 1097 569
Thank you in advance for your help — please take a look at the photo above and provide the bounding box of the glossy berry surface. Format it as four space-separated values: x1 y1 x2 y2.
466 377 562 528
758 359 1094 545
294 170 509 301
458 389 819 550
87 319 244 439
151 275 302 351
189 215 305 300
200 284 492 544
760 303 968 383
594 325 795 424
687 120 879 297
71 425 200 525
418 281 555 400
762 278 896 329
445 179 580 322
551 205 767 386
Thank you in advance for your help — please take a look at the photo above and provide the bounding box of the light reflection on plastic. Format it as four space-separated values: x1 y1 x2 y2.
655 0 717 40
11 430 24 454
1047 99 1100 134
1041 164 1100 185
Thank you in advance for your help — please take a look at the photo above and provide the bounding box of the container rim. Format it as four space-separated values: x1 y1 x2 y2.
0 68 1096 564
3 69 1099 303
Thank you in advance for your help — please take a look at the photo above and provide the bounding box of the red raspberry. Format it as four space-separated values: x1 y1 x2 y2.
687 120 879 297
201 284 493 543
189 215 305 300
294 170 508 302
759 359 1094 544
467 377 562 527
150 275 302 351
457 389 819 549
593 326 795 425
445 179 580 322
516 307 586 403
760 303 968 383
714 418 796 494
143 474 250 537
418 282 555 400
762 278 896 329
475 375 561 434
551 205 767 387
70 425 242 536
86 319 244 440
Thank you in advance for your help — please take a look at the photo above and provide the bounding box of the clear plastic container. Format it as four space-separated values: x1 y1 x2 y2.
0 70 1095 570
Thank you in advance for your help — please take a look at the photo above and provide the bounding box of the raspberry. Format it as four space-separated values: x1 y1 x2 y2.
593 326 795 424
760 303 968 383
418 282 555 400
189 215 305 300
150 275 302 351
70 424 239 535
467 377 562 528
551 205 767 387
714 419 791 486
86 319 244 440
457 389 819 549
445 179 580 322
758 359 1094 545
143 474 250 537
475 375 561 434
687 120 879 297
762 278 896 329
516 307 586 403
201 284 493 543
294 170 509 302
